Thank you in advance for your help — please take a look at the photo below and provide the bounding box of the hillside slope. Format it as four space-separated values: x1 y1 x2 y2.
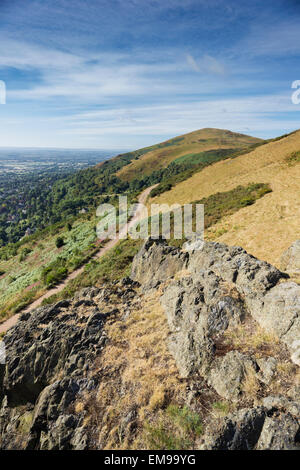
150 130 300 268
1 239 299 450
0 127 297 325
116 128 262 181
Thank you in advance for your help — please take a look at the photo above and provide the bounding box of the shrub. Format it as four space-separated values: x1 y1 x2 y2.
41 257 68 288
150 183 172 198
144 422 188 450
240 196 255 207
166 405 203 436
44 267 68 288
19 247 32 262
286 150 300 166
55 237 65 248
68 255 86 270
212 401 230 415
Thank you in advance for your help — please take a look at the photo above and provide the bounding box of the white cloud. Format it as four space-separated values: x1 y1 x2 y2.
186 53 225 75
0 39 83 70
186 54 200 72
4 40 188 101
0 25 299 148
236 20 300 58
54 93 298 139
202 54 225 75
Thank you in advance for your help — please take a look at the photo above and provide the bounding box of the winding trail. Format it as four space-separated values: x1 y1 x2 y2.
0 185 156 334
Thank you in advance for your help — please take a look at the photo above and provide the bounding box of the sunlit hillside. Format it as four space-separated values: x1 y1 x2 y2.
116 128 262 181
150 130 300 267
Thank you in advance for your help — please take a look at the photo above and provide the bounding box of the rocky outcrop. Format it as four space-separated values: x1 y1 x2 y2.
200 396 300 450
2 298 105 407
160 270 246 379
132 239 300 404
280 240 300 277
254 282 300 366
1 238 299 450
0 281 140 450
131 238 188 289
207 352 259 401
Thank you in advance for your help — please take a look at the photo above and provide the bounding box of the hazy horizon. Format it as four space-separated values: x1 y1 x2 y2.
0 126 285 153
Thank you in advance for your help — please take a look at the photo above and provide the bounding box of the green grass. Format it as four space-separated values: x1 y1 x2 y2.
0 213 100 319
144 405 203 450
285 150 300 166
173 147 243 165
41 183 272 305
212 401 230 415
149 143 265 198
41 238 142 305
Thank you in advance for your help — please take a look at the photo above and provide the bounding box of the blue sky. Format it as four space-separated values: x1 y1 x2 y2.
0 0 300 149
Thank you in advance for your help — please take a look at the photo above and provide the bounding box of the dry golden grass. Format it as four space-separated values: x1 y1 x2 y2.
151 130 300 266
222 320 282 358
74 401 85 414
242 369 260 400
148 385 167 411
267 361 299 396
221 320 298 400
79 286 188 449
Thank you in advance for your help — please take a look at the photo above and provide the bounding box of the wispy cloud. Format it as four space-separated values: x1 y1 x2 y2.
241 20 300 57
186 54 200 72
55 93 298 140
0 0 300 148
187 54 226 75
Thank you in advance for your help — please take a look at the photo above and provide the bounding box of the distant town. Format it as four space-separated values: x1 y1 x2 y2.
0 148 120 244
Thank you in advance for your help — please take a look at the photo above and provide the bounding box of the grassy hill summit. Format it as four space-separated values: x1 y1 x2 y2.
149 129 300 268
116 127 262 181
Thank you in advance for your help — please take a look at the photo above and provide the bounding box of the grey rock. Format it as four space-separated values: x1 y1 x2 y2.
256 282 300 365
291 340 300 367
280 240 300 277
200 402 300 450
131 238 188 288
200 407 266 450
256 413 299 450
160 271 246 378
261 395 300 418
70 426 89 450
187 242 287 307
257 357 277 385
1 305 105 407
208 351 259 401
0 285 128 450
134 239 299 378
